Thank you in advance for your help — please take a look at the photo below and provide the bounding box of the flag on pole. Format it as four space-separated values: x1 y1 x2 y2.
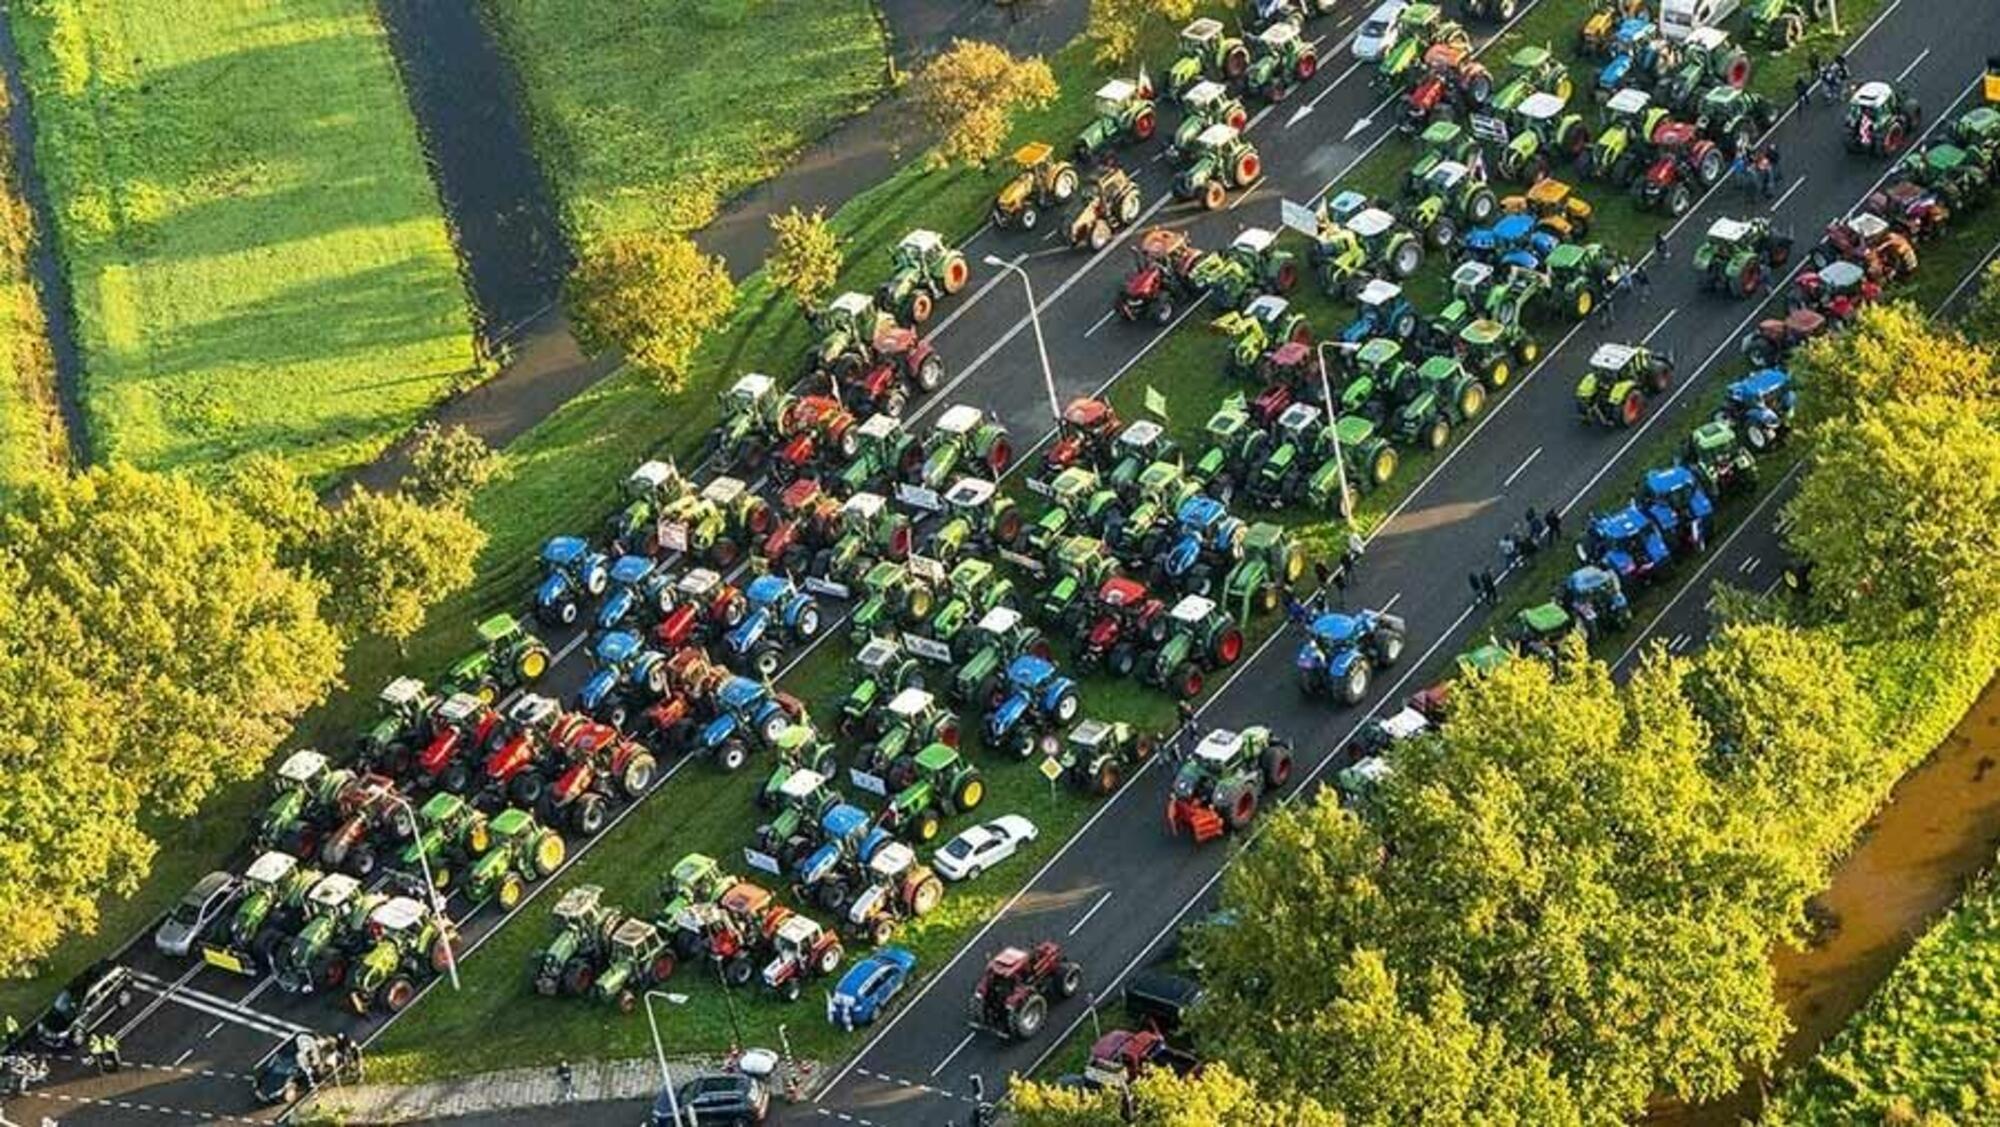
1144 385 1169 420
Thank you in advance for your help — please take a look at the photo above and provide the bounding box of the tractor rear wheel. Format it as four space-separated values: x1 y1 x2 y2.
512 771 546 809
498 873 526 909
1201 181 1227 210
1009 993 1048 1040
572 794 609 837
725 956 755 987
1094 761 1121 795
1263 744 1295 788
621 753 657 797
1620 389 1645 427
563 958 596 996
1340 657 1372 705
1108 643 1138 678
380 976 418 1013
954 774 986 812
1172 664 1204 699
1226 786 1259 830
716 739 749 773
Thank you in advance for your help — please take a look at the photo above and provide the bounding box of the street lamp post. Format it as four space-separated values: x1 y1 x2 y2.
381 793 458 991
983 255 1063 423
1314 341 1363 526
644 991 692 1127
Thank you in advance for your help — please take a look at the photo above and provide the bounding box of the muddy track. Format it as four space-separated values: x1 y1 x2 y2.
0 9 88 466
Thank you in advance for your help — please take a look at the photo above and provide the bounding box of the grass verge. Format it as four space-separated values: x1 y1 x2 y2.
8 0 480 482
0 72 63 492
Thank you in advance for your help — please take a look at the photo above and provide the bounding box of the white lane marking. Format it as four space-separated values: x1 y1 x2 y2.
1287 58 1365 127
1739 555 1762 575
1898 46 1931 81
1381 591 1402 612
113 960 203 1040
1641 308 1678 343
1229 177 1266 210
1083 308 1116 338
1150 149 1169 164
1935 237 2000 316
1767 177 1805 213
204 1021 225 1039
930 1031 977 1078
172 1048 193 1067
1502 446 1542 489
1068 890 1115 936
127 978 300 1040
1041 227 1061 243
1669 633 1691 652
552 629 589 664
1763 573 1787 595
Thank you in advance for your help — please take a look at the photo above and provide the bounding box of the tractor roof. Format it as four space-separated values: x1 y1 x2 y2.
1378 706 1430 741
1924 143 1969 170
1645 464 1697 495
1358 337 1402 365
677 566 723 596
276 749 328 784
1309 612 1362 645
1734 366 1792 397
987 946 1031 976
856 636 901 670
719 676 765 709
935 404 982 434
1566 565 1619 594
1096 78 1140 103
541 535 588 565
1069 718 1113 747
379 675 428 706
1246 294 1292 326
1705 216 1753 243
1118 418 1166 451
1847 80 1892 109
977 605 1023 635
1335 414 1378 444
553 884 605 919
1193 728 1245 765
745 573 793 604
595 630 643 665
1357 278 1404 307
1509 44 1552 69
1418 355 1461 379
1099 575 1149 605
899 229 946 254
1232 226 1278 254
1615 16 1653 40
1589 342 1640 371
1196 122 1240 149
1276 400 1322 431
1013 141 1053 166
720 881 774 914
1459 643 1510 674
610 917 658 952
853 413 904 446
775 915 823 949
1845 210 1890 240
1702 84 1744 109
1063 396 1112 425
914 742 960 771
1594 504 1649 539
490 807 535 837
1527 177 1573 204
1544 242 1588 268
1451 259 1494 287
1183 16 1223 40
1427 159 1469 188
1460 318 1504 345
1325 189 1369 223
944 476 996 510
1139 460 1183 491
888 687 936 717
1348 208 1396 237
828 291 874 316
1688 419 1736 450
629 459 678 491
1420 119 1464 144
1170 594 1218 623
246 850 300 885
730 372 775 399
1051 465 1099 497
307 873 361 911
1400 2 1441 25
823 803 871 840
779 769 828 800
1685 26 1729 50
867 840 916 879
1607 87 1652 115
1819 259 1866 288
670 853 719 884
701 475 749 505
370 896 427 933
1518 92 1565 120
1007 653 1058 683
476 613 523 643
420 790 463 819
610 555 655 585
437 692 483 723
1260 21 1300 45
1518 602 1571 634
1492 212 1536 241
508 693 561 725
1185 80 1227 107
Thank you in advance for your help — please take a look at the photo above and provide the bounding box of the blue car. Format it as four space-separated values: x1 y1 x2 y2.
596 555 675 632
827 946 917 1029
1719 366 1796 452
1638 465 1713 554
1296 608 1406 706
985 655 1081 758
1576 502 1672 585
576 630 669 727
534 536 610 626
725 574 823 676
698 675 795 770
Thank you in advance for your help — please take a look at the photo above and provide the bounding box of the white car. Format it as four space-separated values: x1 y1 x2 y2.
1351 0 1407 61
932 816 1038 882
154 870 243 957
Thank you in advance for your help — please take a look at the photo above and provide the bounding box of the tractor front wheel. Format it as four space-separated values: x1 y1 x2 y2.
1340 658 1372 705
1263 744 1295 788
1009 993 1048 1040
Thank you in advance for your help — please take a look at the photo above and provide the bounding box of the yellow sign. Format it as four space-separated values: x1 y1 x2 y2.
201 946 249 976
1038 757 1065 783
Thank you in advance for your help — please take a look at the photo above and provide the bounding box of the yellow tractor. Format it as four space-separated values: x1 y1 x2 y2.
992 143 1081 231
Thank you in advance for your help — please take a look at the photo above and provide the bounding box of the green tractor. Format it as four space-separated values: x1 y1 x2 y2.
1166 18 1250 100
1377 4 1470 93
1388 354 1487 450
1223 521 1308 620
753 767 845 870
1697 85 1775 160
346 896 460 1014
210 850 324 974
659 853 736 952
273 874 384 996
1339 336 1414 416
1405 159 1499 249
925 558 1017 647
530 884 626 997
846 560 938 645
1692 216 1793 297
1245 21 1319 103
1215 227 1300 309
1497 91 1591 182
808 292 899 380
356 676 437 776
1481 263 1558 325
1900 142 1991 212
1165 726 1294 842
926 476 1026 562
855 688 962 779
838 414 921 496
1492 45 1573 114
1215 295 1311 380
254 749 350 854
1590 88 1672 184
1683 419 1759 497
656 473 766 568
1574 342 1675 427
1106 417 1185 496
1038 535 1122 632
1029 466 1121 555
949 605 1053 709
1175 124 1263 210
1059 718 1158 796
1246 402 1340 509
1454 316 1540 390
1331 416 1399 504
1345 206 1426 279
878 743 986 844
1075 78 1160 163
1953 107 2000 173
919 404 1013 488
1545 242 1620 320
1659 27 1751 114
398 792 492 891
1170 81 1249 162
1405 120 1484 194
465 808 567 909
1744 0 1826 47
1143 595 1245 699
591 918 682 1011
821 490 915 585
607 458 689 556
760 724 842 813
440 614 550 703
1190 398 1273 501
1309 215 1370 298
879 230 971 325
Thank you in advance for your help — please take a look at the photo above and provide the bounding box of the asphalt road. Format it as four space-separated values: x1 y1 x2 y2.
5 0 1988 1122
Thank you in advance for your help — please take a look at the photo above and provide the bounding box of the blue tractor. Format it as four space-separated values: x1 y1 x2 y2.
1460 213 1558 271
596 555 675 632
698 675 798 771
725 574 824 677
1717 367 1796 453
1638 465 1714 555
1576 503 1672 586
534 536 610 626
1338 279 1421 344
576 630 670 728
793 804 897 913
1156 494 1247 596
1559 565 1631 640
985 655 1082 759
1296 608 1406 706
1595 18 1672 99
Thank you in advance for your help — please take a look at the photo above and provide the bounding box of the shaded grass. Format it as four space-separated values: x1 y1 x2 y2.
8 0 480 482
0 72 64 492
481 0 889 241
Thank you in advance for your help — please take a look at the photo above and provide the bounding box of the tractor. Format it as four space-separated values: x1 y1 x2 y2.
790 802 901 913
1245 402 1337 509
1406 120 1485 192
1682 419 1759 497
1165 18 1250 100
1658 27 1751 113
770 394 860 484
464 807 566 909
854 688 962 780
992 142 1080 230
1170 82 1249 162
1808 211 1918 281
1589 87 1672 184
926 476 1025 564
1296 608 1407 704
1692 216 1792 296
592 918 682 1011
396 792 492 892
758 479 847 578
1030 465 1121 555
533 535 610 627
1339 279 1421 345
879 229 970 325
1492 45 1571 113
972 942 1082 1043
1308 215 1369 299
1637 464 1714 555
724 574 822 676
1164 726 1294 842
1506 601 1580 662
1740 306 1829 367
1118 226 1209 324
839 412 923 494
1141 594 1244 699
594 556 678 637
657 474 768 568
304 773 410 880
1059 718 1158 796
1077 576 1170 676
1376 4 1471 93
441 614 550 703
210 851 323 973
1633 121 1723 215
1068 166 1144 251
1346 206 1425 279
1462 0 1524 19
356 676 439 776
1174 124 1262 210
1545 242 1621 320
540 718 658 833
651 567 747 652
1559 565 1633 639
1898 142 1990 212
1403 43 1492 135
699 676 805 772
759 725 841 814
1245 22 1319 103
846 560 938 645
1453 316 1540 391
345 896 459 1015
1791 259 1883 323
1075 78 1159 163
1037 534 1121 630
919 404 1013 487
752 768 846 874
272 874 379 996
412 692 502 796
531 884 626 996
606 458 688 557
1404 159 1499 250
1388 354 1486 450
1496 92 1591 182
1595 17 1679 100
659 854 736 954
925 557 1018 650
950 606 1054 709
843 841 946 945
1043 397 1124 478
1577 0 1648 57
711 371 787 468
844 325 944 418
876 742 987 843
1954 106 2000 170
1216 227 1300 309
1745 0 1826 48
808 294 899 381
1155 493 1248 594
1716 367 1797 452
1500 177 1593 241
1697 85 1775 159
575 629 670 729
1576 503 1673 587
1222 521 1308 620
839 638 928 737
986 654 1082 759
1574 342 1674 427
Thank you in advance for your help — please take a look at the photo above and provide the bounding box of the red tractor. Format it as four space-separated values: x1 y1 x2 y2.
473 694 567 812
1790 259 1881 323
1809 211 1918 282
1740 306 1829 367
1042 397 1125 477
315 772 409 878
772 395 859 483
692 881 793 988
1863 181 1950 241
1083 1028 1201 1091
1079 576 1170 676
1401 43 1493 134
539 718 657 836
636 648 731 754
1634 122 1723 215
842 326 945 417
1117 228 1207 324
652 568 748 651
758 479 844 576
971 941 1083 1040
413 693 503 794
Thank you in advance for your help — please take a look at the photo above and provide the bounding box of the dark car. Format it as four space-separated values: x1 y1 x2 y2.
653 1072 769 1125
252 1032 363 1104
34 961 133 1048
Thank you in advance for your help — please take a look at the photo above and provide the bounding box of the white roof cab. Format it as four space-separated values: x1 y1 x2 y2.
245 850 299 887
730 372 775 399
887 687 935 718
1184 80 1227 111
1452 260 1494 289
1590 343 1640 371
629 459 678 491
379 676 426 707
1096 78 1139 105
275 749 328 785
899 229 945 255
1194 728 1244 765
1851 81 1892 108
1352 0 1408 61
779 769 828 800
1231 226 1278 254
701 475 749 505
934 404 982 435
1117 418 1165 450
1660 0 1741 40
828 291 873 316
841 491 887 520
1608 87 1652 115
1196 122 1239 150
1847 212 1890 240
1170 594 1217 623
1357 278 1404 307
1348 208 1396 237
976 605 1022 634
1518 92 1566 121
1706 217 1752 243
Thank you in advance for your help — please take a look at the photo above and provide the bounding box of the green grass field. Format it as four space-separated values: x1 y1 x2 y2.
8 0 479 482
482 0 889 241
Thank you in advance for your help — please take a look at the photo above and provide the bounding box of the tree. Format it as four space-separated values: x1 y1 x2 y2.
766 207 843 311
404 422 504 509
1795 303 1999 425
1784 396 2000 637
1085 0 1199 67
568 232 735 393
225 451 327 561
316 487 484 644
1964 257 2000 345
1012 1060 1348 1127
908 40 1058 168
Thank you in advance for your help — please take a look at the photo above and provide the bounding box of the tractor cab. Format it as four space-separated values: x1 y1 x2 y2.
1579 504 1671 583
245 849 302 893
722 372 778 422
1561 565 1630 637
1449 259 1495 302
1229 225 1278 263
1095 78 1147 121
1508 602 1575 657
1191 727 1248 769
303 873 362 920
1515 91 1566 131
275 748 331 793
626 459 683 505
1113 418 1176 477
1606 86 1652 124
1640 465 1714 552
1589 342 1638 378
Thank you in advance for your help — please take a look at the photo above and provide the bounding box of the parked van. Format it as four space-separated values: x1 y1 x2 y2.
1661 0 1741 40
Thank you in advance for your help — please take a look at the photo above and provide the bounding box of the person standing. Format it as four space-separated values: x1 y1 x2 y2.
1543 507 1562 544
1653 230 1670 263
556 1060 577 1103
1479 569 1499 604
1633 263 1652 302
1794 74 1812 116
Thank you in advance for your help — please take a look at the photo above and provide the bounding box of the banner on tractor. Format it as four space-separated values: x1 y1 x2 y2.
1469 114 1509 145
999 548 1046 576
848 768 888 797
907 555 947 584
656 520 689 555
201 945 251 976
804 576 853 600
901 633 953 664
1280 198 1318 238
742 847 782 877
1144 385 1169 420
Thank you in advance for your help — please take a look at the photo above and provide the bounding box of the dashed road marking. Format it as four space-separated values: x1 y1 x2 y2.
1068 890 1114 936
1502 446 1542 489
930 1031 976 1078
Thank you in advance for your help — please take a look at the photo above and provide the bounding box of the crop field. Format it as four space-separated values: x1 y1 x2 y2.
483 0 889 241
8 0 479 481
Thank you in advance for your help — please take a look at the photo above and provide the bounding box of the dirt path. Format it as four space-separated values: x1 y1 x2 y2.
0 9 88 464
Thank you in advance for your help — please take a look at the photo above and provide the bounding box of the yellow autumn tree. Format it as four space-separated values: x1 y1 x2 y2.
908 40 1058 167
1085 0 1199 67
